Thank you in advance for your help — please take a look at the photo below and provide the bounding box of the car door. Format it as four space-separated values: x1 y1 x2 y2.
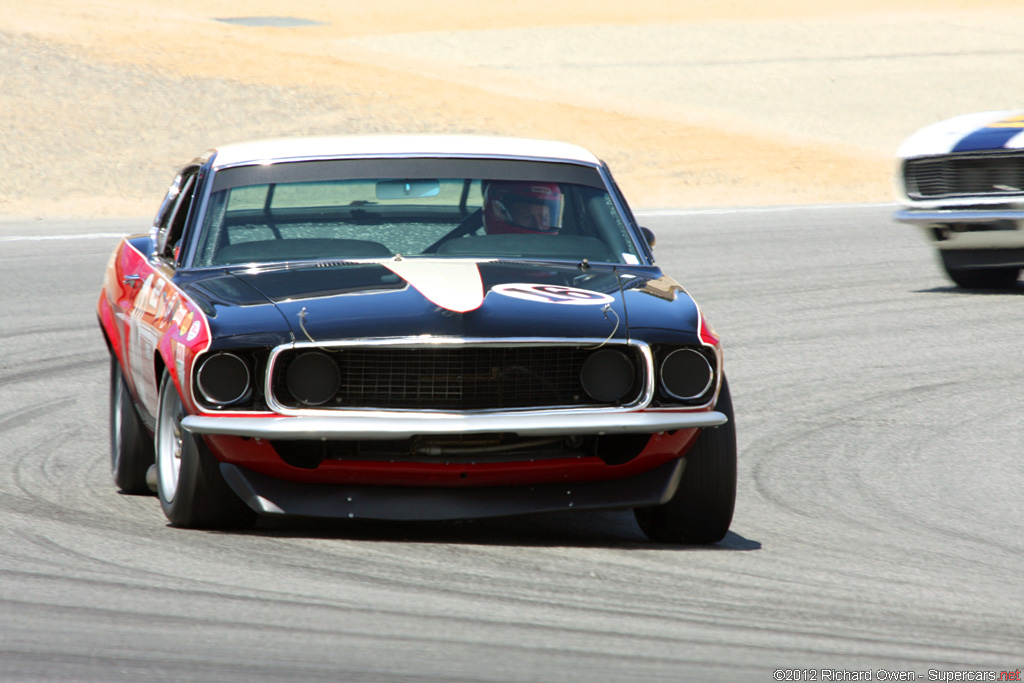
122 167 201 423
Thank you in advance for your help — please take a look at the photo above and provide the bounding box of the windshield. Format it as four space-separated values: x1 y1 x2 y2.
191 164 643 267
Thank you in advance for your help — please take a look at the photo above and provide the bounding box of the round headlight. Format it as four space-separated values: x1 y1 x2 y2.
660 348 713 401
286 351 341 406
580 349 636 403
196 352 251 406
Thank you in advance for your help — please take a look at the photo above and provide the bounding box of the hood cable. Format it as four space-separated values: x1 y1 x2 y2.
589 304 619 349
297 307 341 353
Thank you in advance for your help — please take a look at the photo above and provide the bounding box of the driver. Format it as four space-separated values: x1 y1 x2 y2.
483 181 564 235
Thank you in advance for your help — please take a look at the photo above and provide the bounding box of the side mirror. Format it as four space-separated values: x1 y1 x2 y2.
641 227 656 248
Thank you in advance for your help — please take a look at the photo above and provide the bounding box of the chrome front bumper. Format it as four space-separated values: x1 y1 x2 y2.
182 409 728 440
895 208 1024 250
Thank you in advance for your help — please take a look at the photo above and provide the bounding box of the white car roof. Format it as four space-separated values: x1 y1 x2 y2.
209 135 602 169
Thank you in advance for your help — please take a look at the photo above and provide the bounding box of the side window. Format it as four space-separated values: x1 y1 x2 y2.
150 173 183 249
155 169 199 263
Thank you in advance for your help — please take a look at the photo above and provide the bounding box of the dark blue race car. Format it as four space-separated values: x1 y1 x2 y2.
97 135 736 543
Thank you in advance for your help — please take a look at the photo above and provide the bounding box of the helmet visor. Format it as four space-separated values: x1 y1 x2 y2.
501 192 563 232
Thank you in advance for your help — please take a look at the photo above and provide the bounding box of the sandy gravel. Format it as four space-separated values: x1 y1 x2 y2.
1 0 1022 218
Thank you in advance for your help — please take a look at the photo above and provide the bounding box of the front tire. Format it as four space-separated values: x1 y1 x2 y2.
635 377 737 544
155 371 256 529
940 252 1020 290
110 357 154 494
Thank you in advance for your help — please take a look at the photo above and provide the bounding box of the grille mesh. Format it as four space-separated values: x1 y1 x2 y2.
274 345 643 410
905 154 1024 199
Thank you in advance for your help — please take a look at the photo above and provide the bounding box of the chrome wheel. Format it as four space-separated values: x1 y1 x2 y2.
156 375 185 503
154 370 256 529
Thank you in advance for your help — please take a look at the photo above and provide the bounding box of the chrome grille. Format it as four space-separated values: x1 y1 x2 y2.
272 344 644 410
905 153 1024 200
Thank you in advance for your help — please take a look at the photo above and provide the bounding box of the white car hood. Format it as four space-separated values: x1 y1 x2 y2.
897 110 1024 159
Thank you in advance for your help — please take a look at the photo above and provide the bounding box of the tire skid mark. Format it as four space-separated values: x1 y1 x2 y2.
0 593 746 680
4 524 789 642
22 511 1009 664
0 352 107 387
0 398 76 435
0 580 1009 674
743 375 1024 603
0 324 99 344
13 510 998 661
0 555 814 664
0 571 1002 675
1 406 111 522
747 377 1008 521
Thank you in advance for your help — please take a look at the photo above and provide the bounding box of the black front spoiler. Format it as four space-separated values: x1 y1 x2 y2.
220 459 685 522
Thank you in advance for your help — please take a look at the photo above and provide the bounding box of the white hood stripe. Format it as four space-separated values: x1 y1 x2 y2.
382 259 485 313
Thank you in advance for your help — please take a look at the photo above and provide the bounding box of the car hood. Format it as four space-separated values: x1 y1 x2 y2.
182 259 702 345
897 109 1024 158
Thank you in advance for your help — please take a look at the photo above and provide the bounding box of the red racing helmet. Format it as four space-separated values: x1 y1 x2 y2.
483 181 564 235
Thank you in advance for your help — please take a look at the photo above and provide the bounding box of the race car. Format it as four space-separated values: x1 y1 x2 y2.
894 110 1024 289
97 135 736 543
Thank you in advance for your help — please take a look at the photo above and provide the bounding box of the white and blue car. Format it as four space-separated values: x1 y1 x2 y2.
895 110 1024 289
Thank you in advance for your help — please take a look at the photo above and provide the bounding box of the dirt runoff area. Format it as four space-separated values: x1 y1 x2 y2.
1 0 1022 218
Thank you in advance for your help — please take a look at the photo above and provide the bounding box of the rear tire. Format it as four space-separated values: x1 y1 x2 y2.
155 371 256 529
940 252 1020 290
635 377 737 544
110 357 154 494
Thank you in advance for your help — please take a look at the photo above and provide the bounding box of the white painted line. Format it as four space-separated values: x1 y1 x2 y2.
0 232 129 242
0 204 896 241
635 202 897 217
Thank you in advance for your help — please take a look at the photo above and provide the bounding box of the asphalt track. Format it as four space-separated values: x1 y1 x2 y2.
1 206 1023 681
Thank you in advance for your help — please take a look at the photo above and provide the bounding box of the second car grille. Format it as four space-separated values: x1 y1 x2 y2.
271 344 645 411
904 153 1024 200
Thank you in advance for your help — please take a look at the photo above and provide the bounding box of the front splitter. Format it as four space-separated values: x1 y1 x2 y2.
220 458 686 522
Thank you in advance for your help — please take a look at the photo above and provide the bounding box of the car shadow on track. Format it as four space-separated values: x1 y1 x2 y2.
917 283 1024 296
234 510 762 551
